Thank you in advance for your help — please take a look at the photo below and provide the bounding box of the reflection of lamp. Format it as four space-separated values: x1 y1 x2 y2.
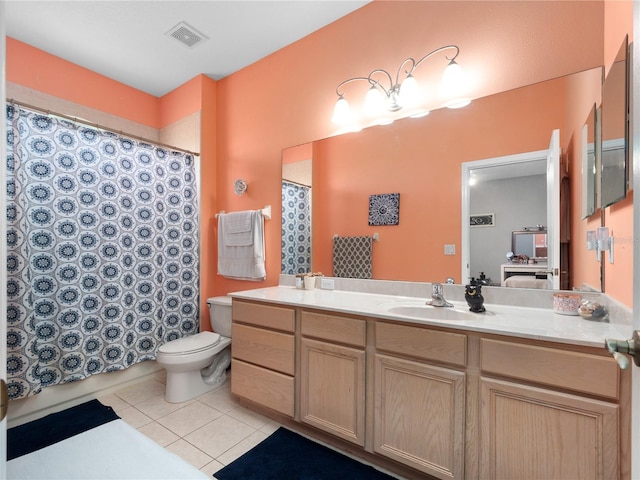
332 45 470 126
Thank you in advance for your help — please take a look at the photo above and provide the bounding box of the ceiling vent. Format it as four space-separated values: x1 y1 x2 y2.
165 21 208 49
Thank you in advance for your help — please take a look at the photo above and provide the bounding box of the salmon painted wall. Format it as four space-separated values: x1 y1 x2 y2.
214 1 604 296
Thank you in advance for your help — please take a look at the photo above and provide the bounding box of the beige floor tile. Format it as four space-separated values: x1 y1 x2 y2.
157 400 223 437
165 439 213 470
197 385 239 413
216 430 269 466
226 404 272 429
116 405 153 428
201 459 225 477
137 421 180 447
259 419 281 435
115 379 166 405
184 414 256 458
135 394 193 420
97 393 131 411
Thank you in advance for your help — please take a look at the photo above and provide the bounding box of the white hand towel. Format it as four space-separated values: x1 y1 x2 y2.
218 210 266 280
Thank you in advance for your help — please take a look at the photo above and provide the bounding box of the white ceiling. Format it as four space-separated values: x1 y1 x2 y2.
5 0 370 97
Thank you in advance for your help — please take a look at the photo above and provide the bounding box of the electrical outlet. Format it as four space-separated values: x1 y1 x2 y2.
320 278 335 290
444 244 456 255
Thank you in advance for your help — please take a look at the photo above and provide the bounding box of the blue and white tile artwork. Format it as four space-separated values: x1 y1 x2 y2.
368 193 400 226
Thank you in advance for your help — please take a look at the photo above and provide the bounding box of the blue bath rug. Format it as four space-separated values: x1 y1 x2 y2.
214 427 397 479
7 399 119 460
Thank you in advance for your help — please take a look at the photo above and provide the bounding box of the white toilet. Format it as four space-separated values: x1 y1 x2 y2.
156 296 232 403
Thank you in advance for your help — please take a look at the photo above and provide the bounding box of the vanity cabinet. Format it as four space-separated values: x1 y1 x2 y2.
299 310 366 446
230 297 629 480
230 300 296 417
479 338 621 479
374 322 467 479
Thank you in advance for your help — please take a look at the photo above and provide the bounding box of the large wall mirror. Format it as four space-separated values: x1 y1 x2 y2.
281 66 604 291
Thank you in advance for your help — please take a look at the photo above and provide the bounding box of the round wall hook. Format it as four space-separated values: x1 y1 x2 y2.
234 178 247 196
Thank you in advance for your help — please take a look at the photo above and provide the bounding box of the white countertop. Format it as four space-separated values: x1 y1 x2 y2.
229 286 630 349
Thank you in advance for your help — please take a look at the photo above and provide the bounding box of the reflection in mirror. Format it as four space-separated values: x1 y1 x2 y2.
600 36 629 208
512 229 547 260
581 103 598 218
465 156 547 286
282 68 603 292
281 144 312 275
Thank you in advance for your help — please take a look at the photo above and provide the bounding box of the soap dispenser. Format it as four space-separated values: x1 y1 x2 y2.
465 278 486 313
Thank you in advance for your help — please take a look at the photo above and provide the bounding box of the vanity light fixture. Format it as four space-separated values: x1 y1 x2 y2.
331 45 470 126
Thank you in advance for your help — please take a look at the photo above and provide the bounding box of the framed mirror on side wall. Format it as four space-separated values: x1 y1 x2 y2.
581 103 599 218
600 35 629 208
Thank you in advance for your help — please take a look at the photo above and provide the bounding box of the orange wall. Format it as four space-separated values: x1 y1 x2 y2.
6 37 161 128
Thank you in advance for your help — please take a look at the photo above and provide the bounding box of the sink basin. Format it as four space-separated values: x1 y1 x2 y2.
387 304 475 321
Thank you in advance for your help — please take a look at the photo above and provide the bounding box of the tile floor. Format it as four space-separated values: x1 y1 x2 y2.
97 371 281 478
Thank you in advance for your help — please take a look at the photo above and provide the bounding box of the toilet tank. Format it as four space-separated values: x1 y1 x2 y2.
206 296 232 338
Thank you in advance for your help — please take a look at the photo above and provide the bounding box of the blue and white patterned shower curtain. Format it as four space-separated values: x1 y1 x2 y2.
281 181 311 274
5 104 200 400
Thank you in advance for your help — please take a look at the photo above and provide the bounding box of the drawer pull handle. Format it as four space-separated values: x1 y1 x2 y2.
604 330 640 369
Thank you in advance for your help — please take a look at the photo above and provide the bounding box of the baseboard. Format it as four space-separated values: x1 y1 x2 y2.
7 361 163 428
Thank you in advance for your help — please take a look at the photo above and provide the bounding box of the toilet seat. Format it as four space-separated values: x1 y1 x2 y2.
158 331 221 356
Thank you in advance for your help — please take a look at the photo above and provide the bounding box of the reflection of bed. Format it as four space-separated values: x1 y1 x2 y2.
7 400 208 480
504 275 548 289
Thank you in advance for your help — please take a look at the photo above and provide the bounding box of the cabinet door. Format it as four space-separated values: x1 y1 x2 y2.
480 377 619 480
374 354 466 480
300 338 365 446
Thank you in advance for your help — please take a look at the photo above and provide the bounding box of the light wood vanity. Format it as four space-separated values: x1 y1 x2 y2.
230 291 630 480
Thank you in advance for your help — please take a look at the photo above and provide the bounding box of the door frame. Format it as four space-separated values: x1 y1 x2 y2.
461 148 552 286
1 1 9 476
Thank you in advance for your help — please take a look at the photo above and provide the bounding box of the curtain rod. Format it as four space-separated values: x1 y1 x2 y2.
7 98 200 157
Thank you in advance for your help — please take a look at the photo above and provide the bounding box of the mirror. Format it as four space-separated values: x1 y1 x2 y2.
281 144 312 275
581 103 598 218
512 229 547 260
281 68 602 290
464 152 548 287
600 36 629 208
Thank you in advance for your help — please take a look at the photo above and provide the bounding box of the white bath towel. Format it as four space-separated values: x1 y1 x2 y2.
218 210 266 280
223 210 254 246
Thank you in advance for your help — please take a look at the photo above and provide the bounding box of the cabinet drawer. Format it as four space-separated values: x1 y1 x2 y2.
480 338 619 399
376 321 467 367
231 359 294 417
232 323 295 375
233 300 295 332
301 311 366 347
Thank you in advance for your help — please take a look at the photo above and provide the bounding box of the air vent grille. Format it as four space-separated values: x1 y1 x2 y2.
166 22 208 48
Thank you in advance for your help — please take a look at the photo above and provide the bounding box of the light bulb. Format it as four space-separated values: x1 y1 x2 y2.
441 59 466 98
399 74 421 107
364 86 385 117
332 96 351 125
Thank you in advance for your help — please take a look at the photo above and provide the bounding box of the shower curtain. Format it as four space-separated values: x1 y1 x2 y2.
281 181 311 275
5 104 200 400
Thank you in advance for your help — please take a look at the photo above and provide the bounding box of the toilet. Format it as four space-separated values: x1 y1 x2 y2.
156 296 232 403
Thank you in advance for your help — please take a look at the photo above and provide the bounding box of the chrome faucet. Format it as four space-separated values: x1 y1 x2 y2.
427 283 453 307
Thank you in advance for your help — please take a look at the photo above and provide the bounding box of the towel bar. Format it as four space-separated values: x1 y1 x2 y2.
333 233 379 242
215 205 271 220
